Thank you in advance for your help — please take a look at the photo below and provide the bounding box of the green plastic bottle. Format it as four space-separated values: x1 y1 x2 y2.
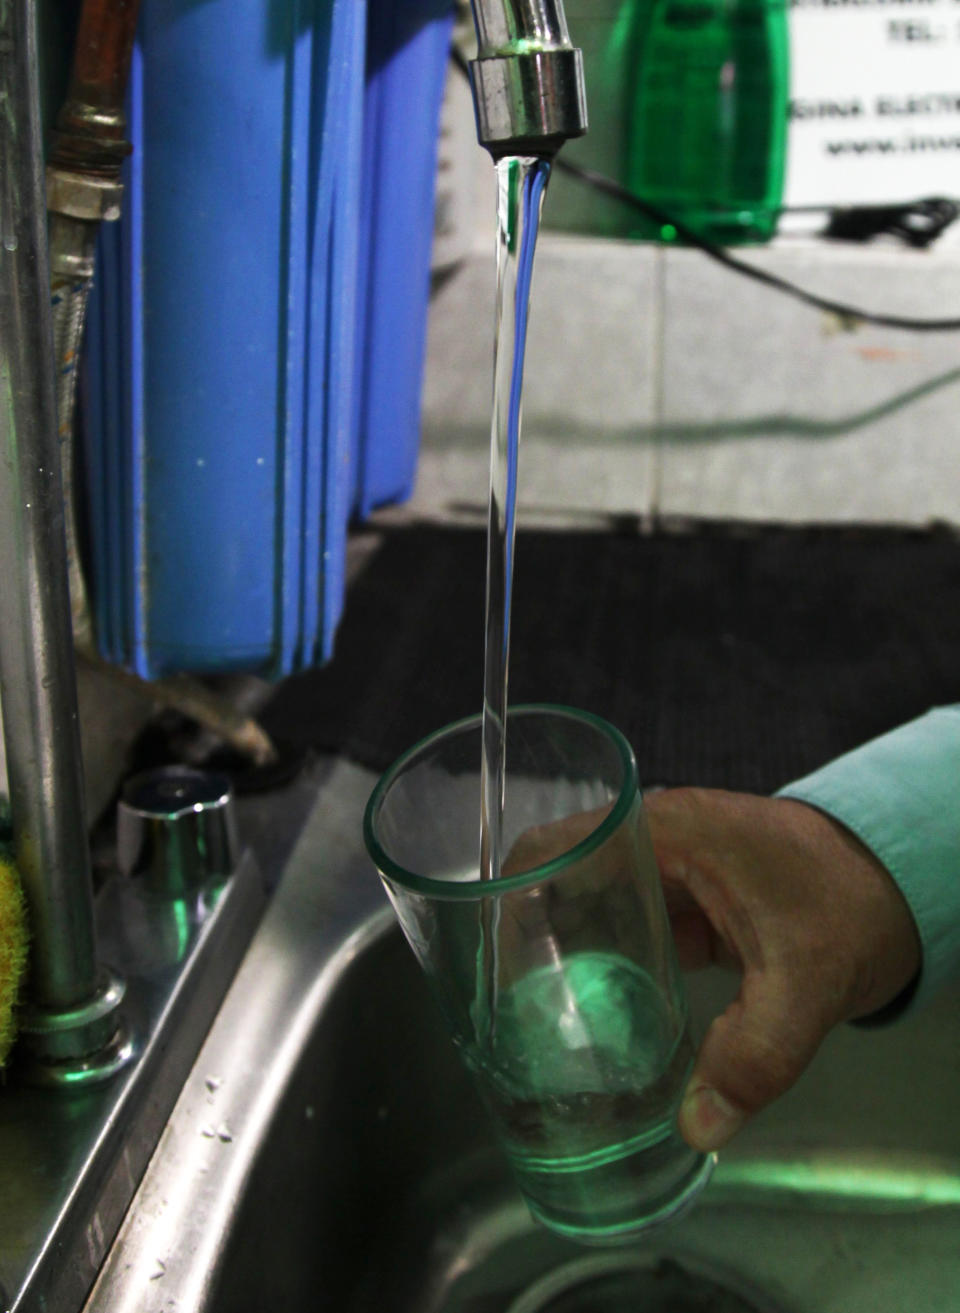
618 0 789 244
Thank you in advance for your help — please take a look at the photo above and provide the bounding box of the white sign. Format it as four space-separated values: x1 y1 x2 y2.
784 0 960 207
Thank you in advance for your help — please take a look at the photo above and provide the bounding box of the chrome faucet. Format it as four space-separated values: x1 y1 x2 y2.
467 0 588 158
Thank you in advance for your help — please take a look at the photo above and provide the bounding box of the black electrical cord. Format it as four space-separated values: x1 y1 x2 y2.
554 157 960 333
449 45 960 333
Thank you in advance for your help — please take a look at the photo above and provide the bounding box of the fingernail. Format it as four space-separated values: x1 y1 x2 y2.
680 1084 744 1152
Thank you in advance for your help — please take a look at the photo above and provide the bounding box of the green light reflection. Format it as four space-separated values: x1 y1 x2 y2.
710 1153 960 1213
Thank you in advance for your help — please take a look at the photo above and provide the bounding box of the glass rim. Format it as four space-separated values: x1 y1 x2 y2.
362 703 639 901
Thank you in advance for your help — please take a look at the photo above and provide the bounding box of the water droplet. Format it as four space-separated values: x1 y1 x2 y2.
216 1122 233 1143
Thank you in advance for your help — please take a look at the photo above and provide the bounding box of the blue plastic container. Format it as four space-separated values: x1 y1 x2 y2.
354 2 454 519
84 0 453 678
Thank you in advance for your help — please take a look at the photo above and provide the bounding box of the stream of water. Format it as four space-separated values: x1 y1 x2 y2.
473 155 552 1049
478 154 552 890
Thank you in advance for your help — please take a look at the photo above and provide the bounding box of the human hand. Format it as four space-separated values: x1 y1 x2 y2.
645 787 922 1154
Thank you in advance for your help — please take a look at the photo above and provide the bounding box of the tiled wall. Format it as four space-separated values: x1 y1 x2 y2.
418 233 960 528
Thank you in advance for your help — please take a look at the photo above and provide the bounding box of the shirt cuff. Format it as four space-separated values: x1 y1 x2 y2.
776 705 960 1019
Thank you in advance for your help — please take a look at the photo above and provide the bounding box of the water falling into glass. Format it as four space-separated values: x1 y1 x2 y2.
479 155 551 891
473 155 551 1049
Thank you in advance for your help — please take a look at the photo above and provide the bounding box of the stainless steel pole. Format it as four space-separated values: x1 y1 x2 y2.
0 0 127 1078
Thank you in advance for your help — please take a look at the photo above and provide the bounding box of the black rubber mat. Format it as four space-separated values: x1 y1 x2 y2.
262 522 960 794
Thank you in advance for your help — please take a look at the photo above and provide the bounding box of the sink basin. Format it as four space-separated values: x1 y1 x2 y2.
85 760 960 1313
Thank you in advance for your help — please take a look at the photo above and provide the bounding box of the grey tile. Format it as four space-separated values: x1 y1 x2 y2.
407 432 657 527
421 236 661 518
523 237 659 434
658 244 960 523
422 233 960 526
422 250 496 437
423 236 660 432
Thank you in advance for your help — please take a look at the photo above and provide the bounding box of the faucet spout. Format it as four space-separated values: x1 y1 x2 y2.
467 0 588 159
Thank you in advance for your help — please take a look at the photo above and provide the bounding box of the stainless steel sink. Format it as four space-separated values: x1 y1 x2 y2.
85 759 960 1313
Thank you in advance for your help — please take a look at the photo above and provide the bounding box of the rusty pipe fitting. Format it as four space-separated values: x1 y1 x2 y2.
47 0 141 185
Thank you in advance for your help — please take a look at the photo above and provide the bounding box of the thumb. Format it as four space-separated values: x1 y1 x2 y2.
678 971 828 1153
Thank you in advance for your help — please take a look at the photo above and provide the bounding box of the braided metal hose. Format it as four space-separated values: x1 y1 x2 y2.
48 213 98 652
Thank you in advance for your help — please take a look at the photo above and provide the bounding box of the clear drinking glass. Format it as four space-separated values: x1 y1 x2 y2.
363 704 715 1245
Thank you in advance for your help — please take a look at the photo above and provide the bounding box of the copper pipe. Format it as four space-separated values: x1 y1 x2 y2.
48 0 142 179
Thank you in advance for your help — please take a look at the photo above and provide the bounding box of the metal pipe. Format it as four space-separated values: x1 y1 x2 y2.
468 0 588 158
471 0 573 55
47 0 141 653
0 0 126 1075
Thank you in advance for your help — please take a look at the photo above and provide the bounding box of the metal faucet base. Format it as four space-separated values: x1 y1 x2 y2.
16 967 137 1084
0 851 265 1313
16 1011 138 1090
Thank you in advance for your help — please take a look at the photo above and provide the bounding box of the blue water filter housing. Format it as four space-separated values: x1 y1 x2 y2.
83 0 454 679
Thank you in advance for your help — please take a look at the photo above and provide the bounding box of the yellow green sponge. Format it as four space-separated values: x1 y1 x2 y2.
0 851 28 1068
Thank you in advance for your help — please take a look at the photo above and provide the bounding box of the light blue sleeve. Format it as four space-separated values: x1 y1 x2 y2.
776 705 960 1017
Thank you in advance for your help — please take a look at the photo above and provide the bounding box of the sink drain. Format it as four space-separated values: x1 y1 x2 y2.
506 1252 785 1313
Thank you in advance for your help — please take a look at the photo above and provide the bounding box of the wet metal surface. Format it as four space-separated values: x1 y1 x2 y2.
0 854 264 1313
86 758 960 1313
